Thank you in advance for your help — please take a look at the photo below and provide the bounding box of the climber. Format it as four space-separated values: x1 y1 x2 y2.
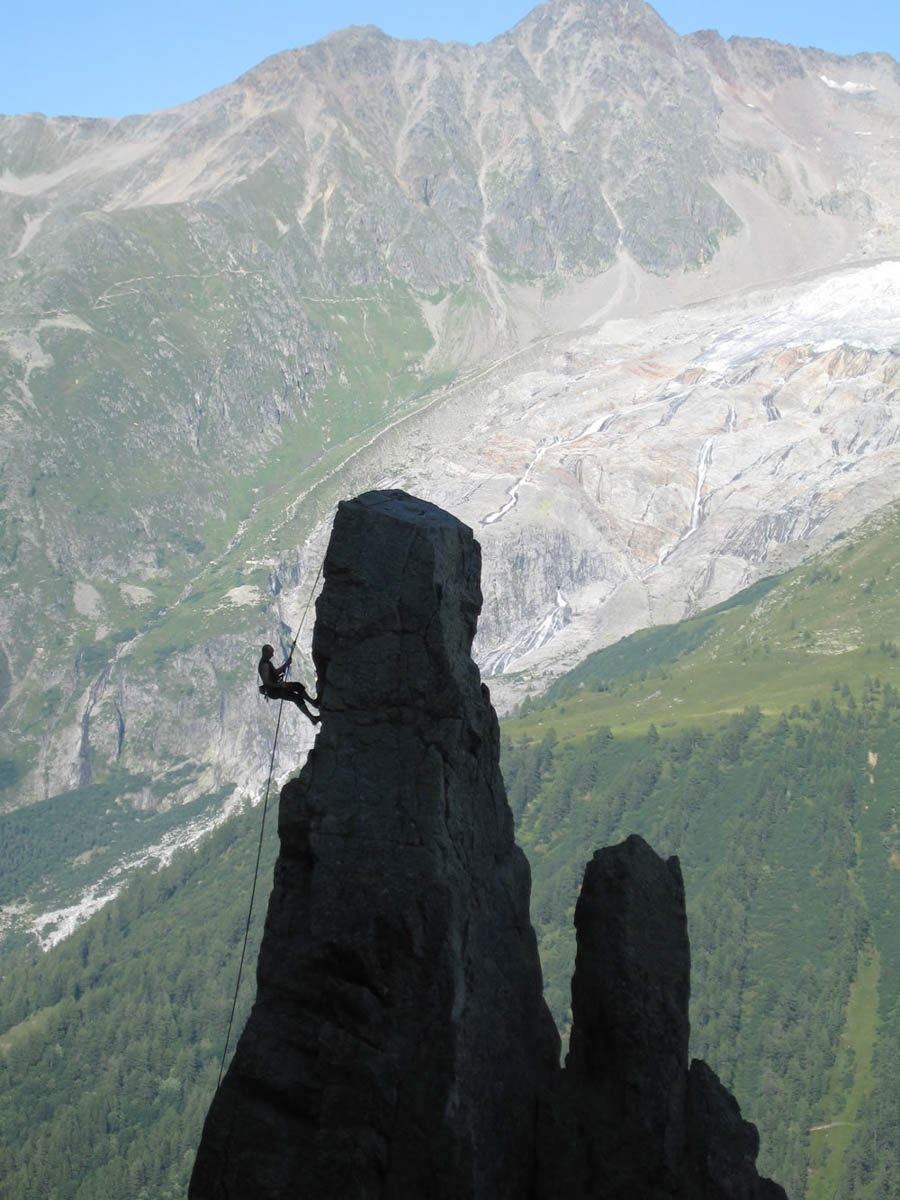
257 644 320 724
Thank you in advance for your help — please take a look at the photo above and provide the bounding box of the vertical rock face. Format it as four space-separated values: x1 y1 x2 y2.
190 490 785 1200
543 835 786 1200
190 490 560 1199
555 837 692 1197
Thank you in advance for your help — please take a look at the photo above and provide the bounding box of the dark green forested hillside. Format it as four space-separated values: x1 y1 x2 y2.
502 502 900 1199
0 805 278 1199
1 503 900 1198
505 698 900 1197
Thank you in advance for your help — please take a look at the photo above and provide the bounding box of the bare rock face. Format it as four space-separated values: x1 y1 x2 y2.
189 490 560 1199
190 491 784 1200
542 834 785 1200
685 1060 787 1200
553 836 692 1197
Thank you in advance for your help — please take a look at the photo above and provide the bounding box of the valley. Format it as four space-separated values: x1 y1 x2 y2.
1 0 899 1194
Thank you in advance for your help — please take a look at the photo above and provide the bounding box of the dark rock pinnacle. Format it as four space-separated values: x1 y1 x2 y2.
540 835 787 1199
190 490 785 1200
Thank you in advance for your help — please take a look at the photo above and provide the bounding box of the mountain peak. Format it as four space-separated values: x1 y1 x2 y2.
511 0 679 44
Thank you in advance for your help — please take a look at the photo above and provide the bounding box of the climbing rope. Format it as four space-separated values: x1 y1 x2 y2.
216 558 324 1092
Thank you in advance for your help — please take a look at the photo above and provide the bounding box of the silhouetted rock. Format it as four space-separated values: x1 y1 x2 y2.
190 491 560 1199
544 836 690 1197
541 835 785 1199
190 490 785 1200
685 1060 788 1200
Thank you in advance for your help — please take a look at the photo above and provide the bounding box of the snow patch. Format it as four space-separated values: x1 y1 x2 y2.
36 314 94 334
696 261 900 375
819 76 877 95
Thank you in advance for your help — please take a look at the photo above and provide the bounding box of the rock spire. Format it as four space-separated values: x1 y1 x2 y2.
190 490 784 1199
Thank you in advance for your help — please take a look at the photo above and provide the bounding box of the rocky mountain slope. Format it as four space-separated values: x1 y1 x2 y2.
1 0 898 938
311 259 900 709
190 490 784 1199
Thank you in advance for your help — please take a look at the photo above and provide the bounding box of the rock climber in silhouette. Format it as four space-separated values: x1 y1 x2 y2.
257 644 320 724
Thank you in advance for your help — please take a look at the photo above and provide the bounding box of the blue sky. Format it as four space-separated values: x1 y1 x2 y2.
3 0 897 119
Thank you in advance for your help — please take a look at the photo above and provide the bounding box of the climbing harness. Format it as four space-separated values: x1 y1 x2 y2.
216 558 324 1092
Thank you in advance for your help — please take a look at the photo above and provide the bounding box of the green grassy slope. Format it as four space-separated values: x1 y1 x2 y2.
507 506 900 745
503 501 900 1198
0 184 462 825
0 802 278 1200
